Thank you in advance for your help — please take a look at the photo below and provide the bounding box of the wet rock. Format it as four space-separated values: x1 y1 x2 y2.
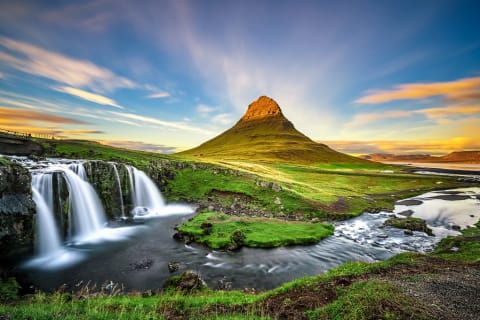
404 229 414 236
271 183 282 192
397 209 414 217
452 225 461 231
396 199 423 206
0 163 35 259
384 217 434 236
168 261 179 273
217 276 232 290
228 229 245 250
377 233 389 239
130 257 153 270
163 270 207 291
200 222 213 235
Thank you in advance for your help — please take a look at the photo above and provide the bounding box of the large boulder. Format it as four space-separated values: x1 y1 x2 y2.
0 162 35 260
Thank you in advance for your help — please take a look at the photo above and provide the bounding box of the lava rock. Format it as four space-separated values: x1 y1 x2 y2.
168 261 179 273
163 270 207 291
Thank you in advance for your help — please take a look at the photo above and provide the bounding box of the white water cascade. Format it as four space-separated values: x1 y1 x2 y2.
68 163 88 181
111 163 126 218
60 166 107 240
127 165 166 216
31 174 62 256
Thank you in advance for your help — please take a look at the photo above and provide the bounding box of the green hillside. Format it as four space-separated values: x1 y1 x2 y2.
178 96 372 165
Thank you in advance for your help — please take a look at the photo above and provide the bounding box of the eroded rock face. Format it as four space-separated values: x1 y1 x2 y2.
240 96 284 121
0 163 35 260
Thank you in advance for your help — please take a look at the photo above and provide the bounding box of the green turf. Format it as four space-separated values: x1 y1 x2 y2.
178 212 334 249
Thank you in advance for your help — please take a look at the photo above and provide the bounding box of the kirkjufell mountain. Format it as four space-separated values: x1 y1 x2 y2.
179 96 371 164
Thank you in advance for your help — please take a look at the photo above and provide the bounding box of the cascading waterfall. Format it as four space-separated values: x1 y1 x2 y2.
68 163 88 181
111 163 125 218
60 166 106 240
31 174 62 256
126 165 166 216
8 156 193 269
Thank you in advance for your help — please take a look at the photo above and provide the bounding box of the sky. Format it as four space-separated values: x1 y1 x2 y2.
0 0 479 155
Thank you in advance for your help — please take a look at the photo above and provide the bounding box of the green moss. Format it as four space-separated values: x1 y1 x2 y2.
384 217 434 236
0 277 20 301
178 212 334 249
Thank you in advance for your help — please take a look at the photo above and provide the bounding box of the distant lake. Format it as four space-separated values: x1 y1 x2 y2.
386 162 480 172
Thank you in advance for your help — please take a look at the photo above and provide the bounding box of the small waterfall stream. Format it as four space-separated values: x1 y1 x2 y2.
14 157 193 269
111 164 125 218
31 176 62 256
126 165 166 216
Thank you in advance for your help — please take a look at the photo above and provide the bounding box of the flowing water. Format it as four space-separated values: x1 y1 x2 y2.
8 157 480 291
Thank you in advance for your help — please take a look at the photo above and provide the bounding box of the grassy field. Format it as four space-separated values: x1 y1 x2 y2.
177 211 334 249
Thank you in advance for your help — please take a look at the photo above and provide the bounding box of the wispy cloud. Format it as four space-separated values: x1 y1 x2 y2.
54 86 123 109
108 111 214 135
0 36 135 91
346 110 412 127
197 104 216 114
146 91 170 99
356 76 480 104
100 140 178 154
211 113 234 125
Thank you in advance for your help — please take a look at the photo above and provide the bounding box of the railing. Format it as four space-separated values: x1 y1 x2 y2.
0 128 56 140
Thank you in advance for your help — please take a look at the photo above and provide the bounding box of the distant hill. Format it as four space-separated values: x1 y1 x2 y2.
179 96 371 164
362 151 480 164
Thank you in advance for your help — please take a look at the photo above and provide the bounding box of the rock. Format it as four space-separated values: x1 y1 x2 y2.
271 183 282 192
396 199 423 206
168 261 179 273
377 233 389 239
384 217 434 236
228 229 245 250
397 210 414 217
130 257 153 270
0 163 35 260
164 270 207 291
404 229 414 236
217 276 232 290
200 222 212 235
452 225 461 231
274 197 282 205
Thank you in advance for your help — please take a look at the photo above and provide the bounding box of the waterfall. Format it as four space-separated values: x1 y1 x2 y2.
31 174 62 256
111 163 125 218
68 163 88 181
60 166 106 240
126 165 166 216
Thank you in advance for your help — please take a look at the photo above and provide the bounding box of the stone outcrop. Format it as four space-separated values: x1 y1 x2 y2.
0 162 35 260
0 136 43 156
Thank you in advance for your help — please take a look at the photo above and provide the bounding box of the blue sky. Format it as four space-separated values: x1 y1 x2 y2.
0 0 479 154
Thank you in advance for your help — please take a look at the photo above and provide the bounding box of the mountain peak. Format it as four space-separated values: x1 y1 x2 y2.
240 96 283 121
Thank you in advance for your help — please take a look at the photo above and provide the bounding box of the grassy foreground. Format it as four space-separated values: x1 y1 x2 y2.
176 211 334 249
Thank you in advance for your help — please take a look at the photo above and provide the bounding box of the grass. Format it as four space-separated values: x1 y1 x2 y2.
305 280 433 320
433 220 480 262
37 138 171 169
177 212 334 249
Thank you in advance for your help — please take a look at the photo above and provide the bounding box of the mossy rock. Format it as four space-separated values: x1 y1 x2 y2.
384 217 433 236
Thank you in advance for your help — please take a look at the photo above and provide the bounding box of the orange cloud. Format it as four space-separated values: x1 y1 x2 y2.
320 137 480 156
356 76 480 104
0 106 88 124
416 104 480 118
